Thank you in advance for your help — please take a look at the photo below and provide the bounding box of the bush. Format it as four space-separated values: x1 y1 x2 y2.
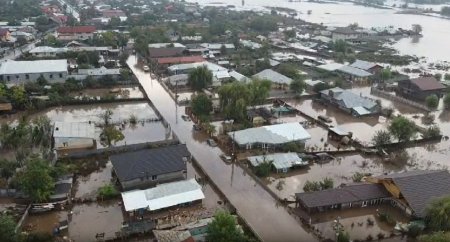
352 172 365 182
255 160 272 178
98 184 119 200
423 125 441 138
303 180 321 192
425 95 439 109
407 223 423 238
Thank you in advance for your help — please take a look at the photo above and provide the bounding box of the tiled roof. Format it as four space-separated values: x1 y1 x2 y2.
157 56 204 65
296 183 391 208
110 144 190 182
57 26 96 34
409 76 445 91
148 47 185 58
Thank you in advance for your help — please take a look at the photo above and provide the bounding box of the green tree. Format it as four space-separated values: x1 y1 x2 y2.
426 95 439 109
9 86 28 109
303 180 321 192
247 79 271 106
388 116 417 141
277 63 301 80
313 82 332 93
188 66 213 91
191 93 213 118
290 79 306 95
425 195 450 231
100 126 125 147
337 231 351 242
444 93 450 109
0 214 17 242
419 231 450 242
0 159 18 180
98 184 119 200
371 130 392 147
333 39 348 53
207 211 246 242
320 177 334 190
423 125 441 138
18 156 55 202
284 30 296 39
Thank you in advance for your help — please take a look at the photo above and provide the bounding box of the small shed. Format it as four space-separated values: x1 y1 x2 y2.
247 153 308 173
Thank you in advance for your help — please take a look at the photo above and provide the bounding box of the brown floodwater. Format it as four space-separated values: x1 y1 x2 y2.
128 56 317 242
70 86 144 100
0 102 171 148
23 211 68 235
75 161 113 199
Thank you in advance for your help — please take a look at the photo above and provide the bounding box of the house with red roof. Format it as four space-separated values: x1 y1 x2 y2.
57 26 96 41
397 76 446 101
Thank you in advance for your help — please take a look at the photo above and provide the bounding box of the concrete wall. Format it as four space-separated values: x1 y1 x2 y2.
58 33 94 41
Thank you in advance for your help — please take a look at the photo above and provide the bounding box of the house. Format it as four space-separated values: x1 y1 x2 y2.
304 79 325 92
0 28 11 42
148 47 186 59
57 26 96 41
350 60 383 74
252 69 292 87
29 46 68 57
53 121 96 151
240 39 262 49
397 76 446 101
319 87 379 116
229 70 250 83
367 170 450 218
0 59 68 83
200 43 235 53
248 153 308 173
168 61 228 77
295 183 391 213
247 107 273 126
153 217 213 242
121 178 204 213
72 67 121 80
166 74 189 88
50 174 74 202
331 27 361 40
156 56 204 69
228 122 311 150
110 144 190 190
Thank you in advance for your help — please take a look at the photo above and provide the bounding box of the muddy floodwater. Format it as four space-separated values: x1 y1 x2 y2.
0 102 171 148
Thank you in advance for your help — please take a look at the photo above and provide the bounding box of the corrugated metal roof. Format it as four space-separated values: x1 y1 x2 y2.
350 60 379 71
352 106 371 116
338 65 372 77
121 179 205 211
321 87 377 110
78 67 120 76
148 43 186 48
229 70 250 83
229 122 311 146
0 59 68 75
317 63 344 72
248 153 307 170
168 61 227 72
53 121 95 139
252 69 293 85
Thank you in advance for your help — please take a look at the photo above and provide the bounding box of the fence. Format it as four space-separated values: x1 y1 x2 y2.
370 87 430 112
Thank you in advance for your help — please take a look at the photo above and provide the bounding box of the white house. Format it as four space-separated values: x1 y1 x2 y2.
53 121 96 150
0 59 68 83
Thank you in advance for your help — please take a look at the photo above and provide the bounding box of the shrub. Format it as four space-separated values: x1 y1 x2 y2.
423 125 441 138
425 95 439 109
98 184 119 200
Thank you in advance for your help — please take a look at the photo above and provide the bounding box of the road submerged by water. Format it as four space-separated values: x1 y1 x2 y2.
127 56 317 242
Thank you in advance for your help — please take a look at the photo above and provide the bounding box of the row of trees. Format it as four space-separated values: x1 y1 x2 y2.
303 178 334 192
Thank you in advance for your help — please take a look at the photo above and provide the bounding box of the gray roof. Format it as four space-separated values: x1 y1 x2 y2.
53 121 95 139
167 74 188 86
248 153 307 170
229 122 311 146
378 170 450 217
320 87 378 110
253 69 293 85
110 144 190 182
0 59 68 75
296 183 391 208
338 65 372 77
350 60 380 71
229 70 250 83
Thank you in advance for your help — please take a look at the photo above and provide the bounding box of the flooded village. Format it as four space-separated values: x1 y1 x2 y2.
1 0 450 242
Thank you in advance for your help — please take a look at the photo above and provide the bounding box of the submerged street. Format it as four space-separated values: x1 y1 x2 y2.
127 56 316 242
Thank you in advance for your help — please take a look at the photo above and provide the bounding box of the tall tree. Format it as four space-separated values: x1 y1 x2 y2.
290 79 306 95
371 130 392 147
188 66 213 91
191 93 213 118
207 211 247 242
18 156 55 202
247 79 271 106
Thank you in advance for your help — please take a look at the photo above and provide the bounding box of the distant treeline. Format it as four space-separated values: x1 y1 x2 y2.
442 6 450 16
407 0 450 4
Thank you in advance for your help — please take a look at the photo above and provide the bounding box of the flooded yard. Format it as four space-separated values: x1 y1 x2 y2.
0 101 171 148
303 204 409 241
70 86 145 100
74 161 113 200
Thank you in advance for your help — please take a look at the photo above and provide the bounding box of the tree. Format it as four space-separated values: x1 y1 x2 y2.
220 44 227 55
290 79 306 95
284 30 296 39
425 195 450 231
277 63 302 80
444 93 450 109
388 116 417 141
18 156 55 202
412 24 423 34
188 66 213 91
320 177 334 190
380 68 392 81
207 211 246 242
333 39 348 53
191 93 213 118
419 231 450 242
247 79 271 106
337 231 351 242
9 86 28 109
426 95 439 109
0 214 17 242
371 130 392 147
303 180 321 192
423 125 441 138
313 82 332 93
100 126 125 147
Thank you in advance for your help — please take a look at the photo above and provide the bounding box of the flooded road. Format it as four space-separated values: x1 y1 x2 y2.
128 56 316 242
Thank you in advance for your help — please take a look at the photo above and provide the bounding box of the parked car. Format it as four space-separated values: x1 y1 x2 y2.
143 65 150 72
207 139 217 147
220 154 232 163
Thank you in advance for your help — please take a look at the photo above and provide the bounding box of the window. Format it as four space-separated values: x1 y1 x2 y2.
25 74 29 80
151 175 157 181
7 76 10 81
49 74 53 79
15 75 19 79
59 73 63 78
